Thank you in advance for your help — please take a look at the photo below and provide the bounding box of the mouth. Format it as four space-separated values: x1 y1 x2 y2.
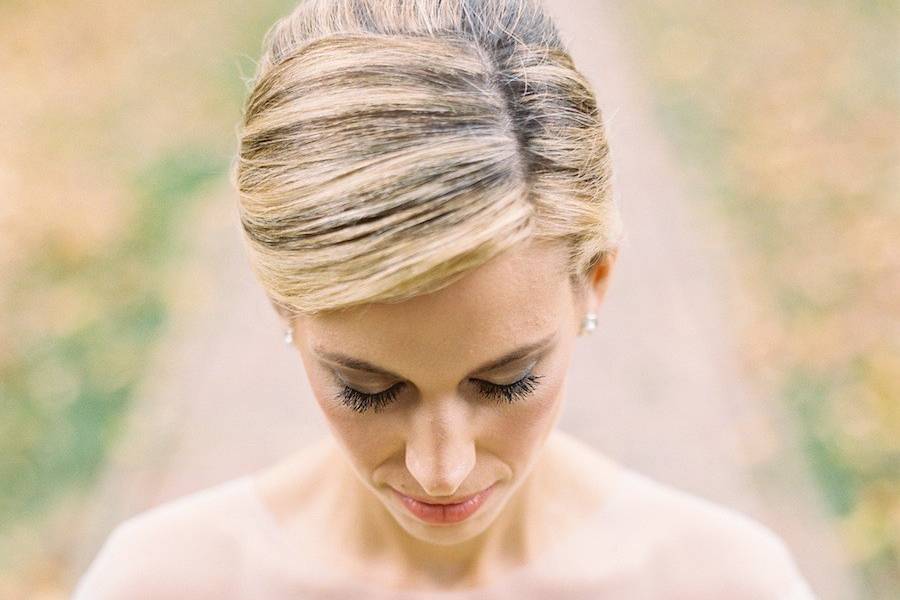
391 483 498 525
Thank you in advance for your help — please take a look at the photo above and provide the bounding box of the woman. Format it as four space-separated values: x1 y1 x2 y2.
73 0 817 598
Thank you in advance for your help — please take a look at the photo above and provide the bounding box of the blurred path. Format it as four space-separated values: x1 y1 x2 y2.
69 2 856 598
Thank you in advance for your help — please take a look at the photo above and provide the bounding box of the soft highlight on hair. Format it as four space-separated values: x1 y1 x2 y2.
231 0 624 319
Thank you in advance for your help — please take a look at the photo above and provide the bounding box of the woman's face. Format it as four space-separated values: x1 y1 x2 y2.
290 240 601 545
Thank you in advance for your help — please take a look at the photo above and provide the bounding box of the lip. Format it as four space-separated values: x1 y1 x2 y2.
391 483 497 525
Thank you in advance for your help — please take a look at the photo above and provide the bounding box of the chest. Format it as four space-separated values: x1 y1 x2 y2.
234 512 667 600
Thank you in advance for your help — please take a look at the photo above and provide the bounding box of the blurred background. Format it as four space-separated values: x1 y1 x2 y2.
0 1 896 599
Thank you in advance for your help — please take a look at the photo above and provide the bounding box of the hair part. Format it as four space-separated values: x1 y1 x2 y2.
231 0 624 319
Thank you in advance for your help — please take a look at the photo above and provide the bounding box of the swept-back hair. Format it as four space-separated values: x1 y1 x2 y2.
232 0 624 318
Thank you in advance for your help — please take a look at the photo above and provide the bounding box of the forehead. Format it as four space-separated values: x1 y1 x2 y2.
297 241 572 364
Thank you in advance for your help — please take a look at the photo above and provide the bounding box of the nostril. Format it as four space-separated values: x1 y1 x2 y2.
407 461 473 497
404 440 477 498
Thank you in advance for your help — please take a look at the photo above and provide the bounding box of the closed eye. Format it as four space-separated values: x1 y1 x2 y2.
333 371 544 414
472 373 544 404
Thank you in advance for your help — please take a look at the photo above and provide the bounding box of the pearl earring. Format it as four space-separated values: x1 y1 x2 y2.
284 328 293 345
580 312 598 336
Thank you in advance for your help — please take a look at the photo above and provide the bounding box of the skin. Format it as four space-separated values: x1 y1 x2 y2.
252 238 621 592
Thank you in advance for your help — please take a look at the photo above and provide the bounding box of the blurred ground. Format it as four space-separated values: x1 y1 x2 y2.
616 2 899 596
2 1 893 599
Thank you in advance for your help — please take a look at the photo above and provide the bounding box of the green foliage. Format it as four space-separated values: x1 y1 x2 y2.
0 146 223 535
784 368 860 516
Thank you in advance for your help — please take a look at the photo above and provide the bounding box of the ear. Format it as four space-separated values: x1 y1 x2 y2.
586 249 618 312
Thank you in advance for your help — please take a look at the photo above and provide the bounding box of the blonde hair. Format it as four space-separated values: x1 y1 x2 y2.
231 0 624 319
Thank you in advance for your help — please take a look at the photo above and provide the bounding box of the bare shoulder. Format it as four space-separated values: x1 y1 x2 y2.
627 474 818 599
539 429 624 504
527 436 818 599
71 481 248 600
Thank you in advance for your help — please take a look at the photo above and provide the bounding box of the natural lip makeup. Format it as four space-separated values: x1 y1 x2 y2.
392 483 497 525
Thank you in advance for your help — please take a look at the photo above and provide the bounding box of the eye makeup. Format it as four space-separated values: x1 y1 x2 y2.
330 365 545 414
313 332 557 380
333 381 405 414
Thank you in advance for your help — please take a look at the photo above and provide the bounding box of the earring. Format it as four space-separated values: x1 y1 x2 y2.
580 312 598 336
284 328 293 345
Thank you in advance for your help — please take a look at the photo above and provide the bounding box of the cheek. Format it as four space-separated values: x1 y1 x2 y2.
303 356 568 477
306 369 392 469
479 369 565 466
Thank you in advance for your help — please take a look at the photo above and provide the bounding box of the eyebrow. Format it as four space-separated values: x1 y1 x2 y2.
312 331 557 380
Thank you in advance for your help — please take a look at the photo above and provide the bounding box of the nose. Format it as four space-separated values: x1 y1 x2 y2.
404 397 476 498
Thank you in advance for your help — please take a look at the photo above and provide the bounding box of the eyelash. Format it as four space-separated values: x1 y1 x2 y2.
333 372 545 414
